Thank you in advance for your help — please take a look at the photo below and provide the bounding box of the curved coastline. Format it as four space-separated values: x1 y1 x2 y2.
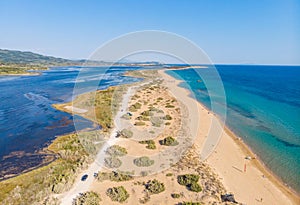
160 69 300 204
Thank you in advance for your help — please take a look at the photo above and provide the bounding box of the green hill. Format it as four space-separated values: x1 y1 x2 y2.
0 49 77 65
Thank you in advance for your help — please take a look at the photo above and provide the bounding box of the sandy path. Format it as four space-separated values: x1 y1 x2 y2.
58 86 136 204
159 69 299 205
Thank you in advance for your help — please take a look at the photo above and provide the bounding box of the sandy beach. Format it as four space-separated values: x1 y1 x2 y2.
56 69 300 204
159 69 300 204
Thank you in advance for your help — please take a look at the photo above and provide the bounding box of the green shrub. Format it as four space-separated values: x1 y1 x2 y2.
141 110 153 116
163 114 172 120
106 186 129 203
177 174 199 186
159 136 179 146
139 140 156 149
134 121 146 126
177 174 202 193
129 102 142 112
104 157 122 168
180 202 202 205
165 104 175 108
145 179 165 194
106 145 127 156
188 182 202 192
166 173 173 177
96 171 133 182
148 107 159 112
133 156 154 167
73 191 101 205
165 122 171 126
120 129 133 138
171 193 181 198
136 115 150 121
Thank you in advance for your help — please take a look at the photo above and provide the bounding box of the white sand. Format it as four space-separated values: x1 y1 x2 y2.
159 69 299 205
64 105 88 114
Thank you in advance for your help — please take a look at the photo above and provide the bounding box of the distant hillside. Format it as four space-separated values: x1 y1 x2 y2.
0 49 78 66
0 49 163 67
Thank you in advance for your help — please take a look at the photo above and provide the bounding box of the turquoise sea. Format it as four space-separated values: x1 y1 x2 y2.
166 65 300 193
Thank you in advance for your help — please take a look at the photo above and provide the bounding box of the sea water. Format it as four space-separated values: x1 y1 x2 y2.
166 65 300 193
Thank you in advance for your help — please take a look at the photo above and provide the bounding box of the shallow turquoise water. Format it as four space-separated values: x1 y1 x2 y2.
166 65 300 193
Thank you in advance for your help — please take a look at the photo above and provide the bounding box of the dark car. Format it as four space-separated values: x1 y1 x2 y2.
81 174 88 181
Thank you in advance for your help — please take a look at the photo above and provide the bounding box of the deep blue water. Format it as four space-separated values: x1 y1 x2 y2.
0 66 142 178
166 65 300 193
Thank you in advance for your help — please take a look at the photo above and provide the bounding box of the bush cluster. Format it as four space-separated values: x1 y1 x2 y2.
133 156 154 167
165 104 175 108
73 191 101 205
177 174 202 192
145 179 165 194
179 202 202 205
106 186 129 203
141 110 153 116
163 114 172 120
171 193 181 198
139 140 156 149
120 129 133 138
159 136 179 146
134 121 146 126
106 145 127 157
136 115 150 121
96 171 133 182
104 157 122 168
129 102 142 112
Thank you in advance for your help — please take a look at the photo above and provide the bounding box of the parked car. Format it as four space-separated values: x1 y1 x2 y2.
81 174 88 181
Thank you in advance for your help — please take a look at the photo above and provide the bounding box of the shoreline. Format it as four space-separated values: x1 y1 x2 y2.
160 69 300 204
0 72 42 76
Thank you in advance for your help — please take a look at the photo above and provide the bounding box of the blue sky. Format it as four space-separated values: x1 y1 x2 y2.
0 0 299 64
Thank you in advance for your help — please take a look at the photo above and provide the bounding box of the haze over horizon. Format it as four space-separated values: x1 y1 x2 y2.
0 0 299 65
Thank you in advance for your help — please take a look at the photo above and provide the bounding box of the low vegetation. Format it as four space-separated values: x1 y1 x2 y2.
134 121 146 126
179 202 202 205
106 186 129 203
171 193 181 198
54 86 126 131
0 65 47 75
159 136 179 146
139 140 156 149
96 171 133 182
73 191 101 205
133 156 154 167
166 173 173 177
104 157 122 168
165 104 175 108
129 102 142 112
136 115 150 121
145 179 165 194
141 110 153 116
163 114 172 120
120 129 133 138
177 174 202 192
105 145 127 157
0 133 91 205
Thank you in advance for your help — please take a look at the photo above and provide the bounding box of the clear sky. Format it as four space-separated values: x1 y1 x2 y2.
0 0 299 64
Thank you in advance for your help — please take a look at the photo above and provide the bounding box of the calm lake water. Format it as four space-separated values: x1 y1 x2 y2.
0 66 142 178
